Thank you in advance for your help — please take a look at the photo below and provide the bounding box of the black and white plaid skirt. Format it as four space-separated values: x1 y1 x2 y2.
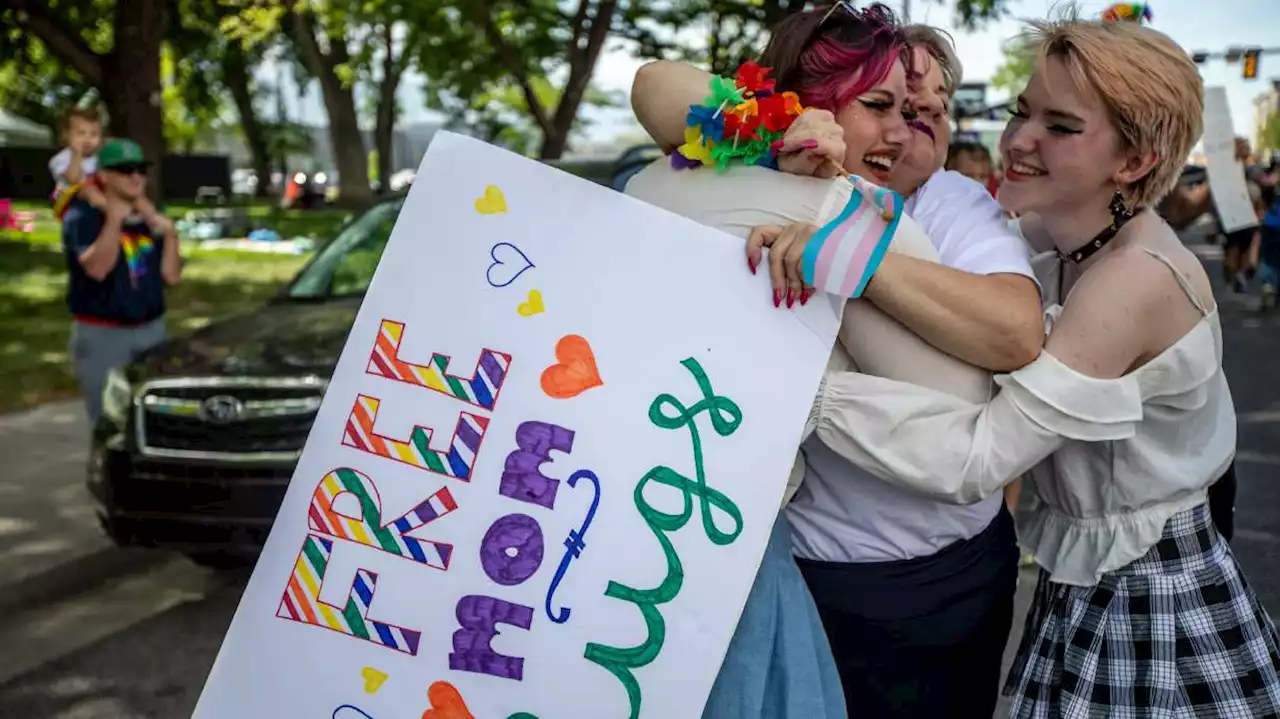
1004 503 1280 718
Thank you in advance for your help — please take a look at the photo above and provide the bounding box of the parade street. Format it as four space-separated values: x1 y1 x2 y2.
0 221 1276 719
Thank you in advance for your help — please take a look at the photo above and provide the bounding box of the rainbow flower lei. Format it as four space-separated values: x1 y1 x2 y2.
671 61 809 172
1101 3 1152 24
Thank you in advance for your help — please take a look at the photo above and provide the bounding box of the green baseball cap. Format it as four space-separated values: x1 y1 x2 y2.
98 138 147 169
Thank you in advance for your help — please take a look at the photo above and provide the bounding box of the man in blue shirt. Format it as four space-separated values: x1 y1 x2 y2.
63 138 181 422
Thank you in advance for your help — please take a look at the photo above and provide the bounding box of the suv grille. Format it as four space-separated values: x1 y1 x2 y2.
136 379 325 459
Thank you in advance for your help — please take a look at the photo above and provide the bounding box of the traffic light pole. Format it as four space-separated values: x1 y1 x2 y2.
1191 46 1280 80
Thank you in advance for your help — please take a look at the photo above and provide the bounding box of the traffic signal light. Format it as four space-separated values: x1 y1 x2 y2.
1243 49 1260 80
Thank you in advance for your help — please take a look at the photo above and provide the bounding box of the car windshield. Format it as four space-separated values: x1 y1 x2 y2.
286 200 403 299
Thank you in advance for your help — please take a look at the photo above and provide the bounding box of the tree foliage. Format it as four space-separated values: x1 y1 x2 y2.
415 0 622 159
991 36 1035 96
1260 110 1280 155
622 0 1013 76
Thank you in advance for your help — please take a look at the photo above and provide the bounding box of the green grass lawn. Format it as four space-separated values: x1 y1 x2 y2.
0 201 349 414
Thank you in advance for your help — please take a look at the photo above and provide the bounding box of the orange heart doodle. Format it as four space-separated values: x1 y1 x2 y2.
540 334 603 399
420 681 474 719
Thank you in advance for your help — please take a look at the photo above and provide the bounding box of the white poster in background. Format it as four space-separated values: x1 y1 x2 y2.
192 132 839 719
1203 86 1258 233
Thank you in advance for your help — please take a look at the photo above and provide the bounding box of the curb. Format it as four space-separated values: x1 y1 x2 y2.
0 544 169 617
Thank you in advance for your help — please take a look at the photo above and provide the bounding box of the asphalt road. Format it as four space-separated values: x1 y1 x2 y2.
0 225 1275 719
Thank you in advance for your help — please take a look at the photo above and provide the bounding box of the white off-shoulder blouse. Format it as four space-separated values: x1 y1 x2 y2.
804 248 1237 586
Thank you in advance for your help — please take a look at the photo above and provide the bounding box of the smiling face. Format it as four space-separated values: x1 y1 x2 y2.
888 45 952 195
101 166 147 203
833 58 912 186
998 55 1140 220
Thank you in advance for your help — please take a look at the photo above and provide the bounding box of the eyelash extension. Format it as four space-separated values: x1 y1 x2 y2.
1007 107 1082 135
859 100 893 112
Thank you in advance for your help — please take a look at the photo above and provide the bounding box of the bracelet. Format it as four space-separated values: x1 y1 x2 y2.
671 61 809 173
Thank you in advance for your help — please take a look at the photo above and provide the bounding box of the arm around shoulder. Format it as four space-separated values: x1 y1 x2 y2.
632 61 714 153
864 172 1044 371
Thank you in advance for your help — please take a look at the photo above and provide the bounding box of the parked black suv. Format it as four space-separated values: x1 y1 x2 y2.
88 148 658 568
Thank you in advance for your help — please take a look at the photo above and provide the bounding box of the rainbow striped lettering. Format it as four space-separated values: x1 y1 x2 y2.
342 394 489 481
307 467 457 570
276 534 422 655
367 319 511 410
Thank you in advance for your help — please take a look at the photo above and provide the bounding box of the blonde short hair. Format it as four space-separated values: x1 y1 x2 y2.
904 25 962 98
1020 13 1203 208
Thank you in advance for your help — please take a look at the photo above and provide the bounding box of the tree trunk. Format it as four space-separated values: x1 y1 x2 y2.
107 1 166 204
374 23 402 194
537 0 619 160
222 45 273 198
290 10 373 208
10 0 166 203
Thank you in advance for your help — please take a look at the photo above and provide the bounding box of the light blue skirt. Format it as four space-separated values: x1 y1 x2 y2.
702 515 847 719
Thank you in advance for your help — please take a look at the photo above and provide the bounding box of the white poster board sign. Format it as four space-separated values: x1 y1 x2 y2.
1203 86 1258 233
193 132 838 719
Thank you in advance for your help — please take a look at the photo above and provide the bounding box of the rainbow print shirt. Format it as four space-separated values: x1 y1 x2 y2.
121 230 156 286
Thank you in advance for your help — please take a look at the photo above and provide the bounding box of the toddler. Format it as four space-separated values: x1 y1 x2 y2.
49 107 168 233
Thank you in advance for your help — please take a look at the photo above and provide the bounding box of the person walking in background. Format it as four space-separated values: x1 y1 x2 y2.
62 138 181 423
1215 137 1266 293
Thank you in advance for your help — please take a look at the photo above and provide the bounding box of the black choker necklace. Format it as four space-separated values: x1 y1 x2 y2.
1059 192 1137 264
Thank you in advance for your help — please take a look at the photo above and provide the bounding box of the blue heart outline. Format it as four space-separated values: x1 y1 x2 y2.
486 242 535 288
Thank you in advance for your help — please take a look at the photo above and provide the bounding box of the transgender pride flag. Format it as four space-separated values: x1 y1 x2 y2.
801 176 904 299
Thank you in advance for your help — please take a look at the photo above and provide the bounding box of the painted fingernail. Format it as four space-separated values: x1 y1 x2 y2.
800 289 811 305
748 257 757 274
799 139 819 149
786 289 796 308
773 289 782 307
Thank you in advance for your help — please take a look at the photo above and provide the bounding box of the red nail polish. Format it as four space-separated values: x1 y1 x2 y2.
800 289 811 306
748 257 757 274
800 139 819 149
786 289 796 308
773 289 782 307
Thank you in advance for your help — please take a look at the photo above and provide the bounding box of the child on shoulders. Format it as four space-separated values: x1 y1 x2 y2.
49 106 170 235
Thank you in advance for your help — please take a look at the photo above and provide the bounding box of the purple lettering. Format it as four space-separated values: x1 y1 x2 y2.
480 513 545 586
449 594 534 680
499 421 574 509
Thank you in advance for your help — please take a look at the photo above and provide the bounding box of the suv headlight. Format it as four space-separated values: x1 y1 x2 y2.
101 367 134 424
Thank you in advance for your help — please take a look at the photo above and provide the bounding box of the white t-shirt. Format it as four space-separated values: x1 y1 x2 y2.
786 170 1038 563
49 148 99 190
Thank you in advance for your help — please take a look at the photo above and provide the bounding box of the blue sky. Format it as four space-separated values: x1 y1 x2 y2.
268 0 1280 148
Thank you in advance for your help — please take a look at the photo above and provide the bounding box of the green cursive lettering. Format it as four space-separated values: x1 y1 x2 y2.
583 358 743 718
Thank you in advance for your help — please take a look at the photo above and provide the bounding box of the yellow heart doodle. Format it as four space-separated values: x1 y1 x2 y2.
361 666 388 694
517 289 545 317
474 185 507 215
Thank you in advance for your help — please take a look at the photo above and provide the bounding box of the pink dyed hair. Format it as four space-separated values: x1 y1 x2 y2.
760 3 909 112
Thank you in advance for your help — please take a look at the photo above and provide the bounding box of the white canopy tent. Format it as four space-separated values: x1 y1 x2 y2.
0 110 53 147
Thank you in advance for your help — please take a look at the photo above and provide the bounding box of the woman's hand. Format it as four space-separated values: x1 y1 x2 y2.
748 222 818 308
776 109 846 179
